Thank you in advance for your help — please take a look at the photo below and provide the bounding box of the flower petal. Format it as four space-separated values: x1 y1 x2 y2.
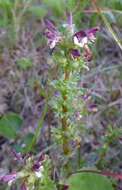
44 19 56 32
74 30 88 47
0 172 17 185
44 19 61 49
74 30 86 40
86 27 99 36
86 27 99 42
73 27 99 47
70 49 81 59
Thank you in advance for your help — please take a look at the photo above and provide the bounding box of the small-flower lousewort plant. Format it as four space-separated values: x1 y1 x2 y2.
44 12 99 174
0 13 99 190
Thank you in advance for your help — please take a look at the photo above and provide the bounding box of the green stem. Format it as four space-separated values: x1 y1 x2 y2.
27 102 48 152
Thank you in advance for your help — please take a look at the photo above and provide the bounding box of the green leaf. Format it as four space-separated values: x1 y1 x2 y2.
0 0 12 8
12 133 35 153
0 112 23 139
66 0 76 10
67 172 114 190
16 58 33 70
21 133 35 153
42 0 65 16
39 178 57 190
28 5 48 18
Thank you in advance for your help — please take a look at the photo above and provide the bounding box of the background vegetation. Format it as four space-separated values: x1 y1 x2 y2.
0 0 122 189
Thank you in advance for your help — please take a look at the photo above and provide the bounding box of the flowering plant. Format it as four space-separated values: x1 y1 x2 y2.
44 14 99 61
0 153 56 190
44 13 99 176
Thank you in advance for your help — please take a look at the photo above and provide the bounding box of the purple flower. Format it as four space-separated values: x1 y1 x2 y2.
73 27 99 61
73 27 99 47
44 19 61 49
32 154 45 178
0 172 17 185
70 49 81 59
32 161 44 178
74 30 87 47
44 17 99 62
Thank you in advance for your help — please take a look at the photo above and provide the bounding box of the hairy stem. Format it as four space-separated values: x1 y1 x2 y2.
62 69 70 155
